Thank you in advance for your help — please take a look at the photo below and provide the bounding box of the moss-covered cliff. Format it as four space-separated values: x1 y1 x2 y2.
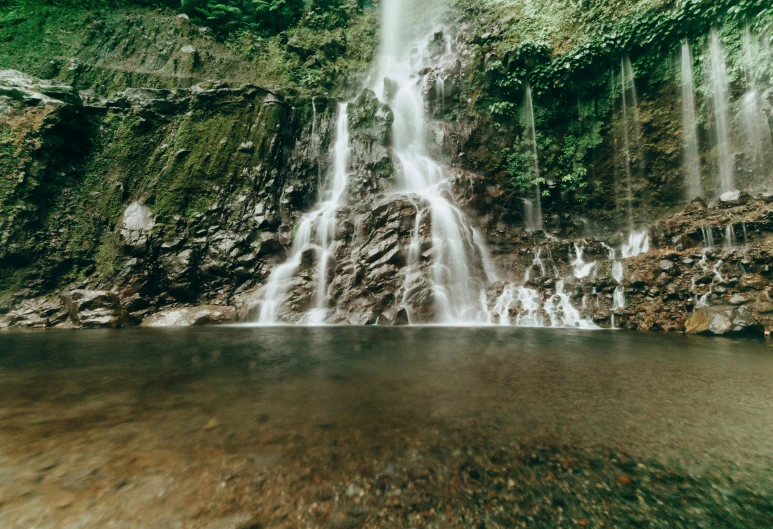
1 0 772 333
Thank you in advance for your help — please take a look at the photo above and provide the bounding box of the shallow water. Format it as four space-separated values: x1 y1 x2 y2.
1 328 772 528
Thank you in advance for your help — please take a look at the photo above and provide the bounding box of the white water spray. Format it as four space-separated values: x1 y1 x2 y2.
708 29 735 194
523 84 543 231
680 41 702 199
371 0 495 323
257 103 351 324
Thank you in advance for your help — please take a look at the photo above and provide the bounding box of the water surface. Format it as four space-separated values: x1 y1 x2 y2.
1 328 772 528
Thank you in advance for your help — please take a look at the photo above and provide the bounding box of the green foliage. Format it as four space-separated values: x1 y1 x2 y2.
459 0 773 210
184 0 305 36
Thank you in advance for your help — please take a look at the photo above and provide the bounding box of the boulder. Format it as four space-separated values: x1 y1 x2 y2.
718 190 750 206
60 289 127 328
141 305 237 327
728 294 746 305
685 305 763 336
377 306 410 326
120 201 155 254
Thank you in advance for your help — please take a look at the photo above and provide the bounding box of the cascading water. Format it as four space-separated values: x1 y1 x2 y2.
370 0 496 323
257 103 351 324
708 29 735 194
738 26 773 187
680 41 702 199
724 224 737 249
523 84 543 231
621 230 650 258
700 225 715 248
618 57 643 228
571 244 596 279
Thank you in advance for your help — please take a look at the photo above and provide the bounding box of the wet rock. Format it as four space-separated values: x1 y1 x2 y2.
753 302 773 314
347 89 396 201
728 294 746 305
377 306 409 326
60 290 127 328
685 305 763 336
719 190 750 206
141 305 237 327
659 260 675 272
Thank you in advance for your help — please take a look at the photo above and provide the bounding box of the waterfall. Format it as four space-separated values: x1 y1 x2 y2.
523 84 543 231
708 29 735 194
570 244 596 279
700 225 715 248
371 0 495 324
724 224 736 249
618 58 642 228
680 41 702 199
257 103 351 324
738 26 773 189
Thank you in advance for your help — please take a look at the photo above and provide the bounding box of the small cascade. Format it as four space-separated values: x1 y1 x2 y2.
738 24 773 176
700 225 715 248
488 241 598 329
680 40 702 199
257 103 351 324
692 273 712 308
603 243 626 313
739 27 773 186
712 260 724 283
621 230 650 258
724 224 736 249
523 84 543 231
570 244 596 279
612 287 626 310
708 29 735 194
545 281 597 329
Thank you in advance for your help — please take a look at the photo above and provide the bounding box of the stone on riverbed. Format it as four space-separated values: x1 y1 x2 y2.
141 305 237 327
685 305 763 336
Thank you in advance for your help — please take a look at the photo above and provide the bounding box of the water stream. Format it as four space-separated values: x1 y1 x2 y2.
257 103 351 324
708 29 735 194
680 41 702 199
523 84 543 231
369 0 496 323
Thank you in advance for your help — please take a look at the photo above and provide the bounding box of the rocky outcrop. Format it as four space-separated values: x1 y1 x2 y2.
61 289 127 328
0 70 338 324
346 89 396 204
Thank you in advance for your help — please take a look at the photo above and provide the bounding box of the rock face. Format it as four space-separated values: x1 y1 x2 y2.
346 89 396 203
1 65 772 336
60 290 126 328
685 306 763 336
1 70 338 324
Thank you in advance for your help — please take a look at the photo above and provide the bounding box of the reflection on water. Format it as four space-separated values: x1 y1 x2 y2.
1 328 772 528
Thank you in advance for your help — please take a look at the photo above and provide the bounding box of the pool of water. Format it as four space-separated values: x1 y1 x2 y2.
1 328 772 528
